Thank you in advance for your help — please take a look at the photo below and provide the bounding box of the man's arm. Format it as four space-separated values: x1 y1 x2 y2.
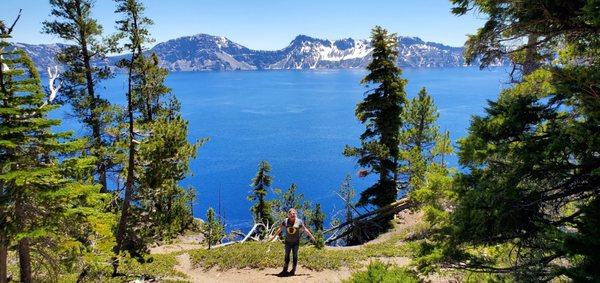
301 222 316 242
268 225 283 242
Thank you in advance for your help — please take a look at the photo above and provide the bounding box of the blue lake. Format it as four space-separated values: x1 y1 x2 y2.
54 67 509 231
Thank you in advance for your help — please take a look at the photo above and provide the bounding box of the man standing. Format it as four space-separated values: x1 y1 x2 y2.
271 208 316 276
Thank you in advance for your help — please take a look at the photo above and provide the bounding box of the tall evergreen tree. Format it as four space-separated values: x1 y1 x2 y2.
111 0 203 275
415 1 600 281
112 0 154 274
42 0 115 193
249 160 274 226
344 26 407 209
137 96 204 241
0 20 114 282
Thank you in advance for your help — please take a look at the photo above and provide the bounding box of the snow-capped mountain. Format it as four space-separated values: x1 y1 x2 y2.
150 34 257 71
14 33 490 71
10 42 69 71
146 34 467 70
266 35 372 69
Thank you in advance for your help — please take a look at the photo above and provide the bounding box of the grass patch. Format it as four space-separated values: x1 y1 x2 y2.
189 233 414 271
344 261 421 283
120 253 187 279
5 252 186 283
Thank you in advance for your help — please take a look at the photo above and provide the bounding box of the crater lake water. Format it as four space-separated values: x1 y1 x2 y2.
53 67 509 231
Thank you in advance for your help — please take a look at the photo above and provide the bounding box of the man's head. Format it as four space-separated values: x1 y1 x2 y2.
287 208 297 220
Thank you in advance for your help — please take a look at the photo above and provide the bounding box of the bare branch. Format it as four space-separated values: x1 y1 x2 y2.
7 9 23 35
40 66 62 108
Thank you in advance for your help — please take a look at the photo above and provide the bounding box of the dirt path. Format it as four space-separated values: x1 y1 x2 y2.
174 252 355 283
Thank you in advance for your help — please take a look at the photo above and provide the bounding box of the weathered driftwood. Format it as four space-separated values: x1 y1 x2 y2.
41 66 62 107
210 222 271 249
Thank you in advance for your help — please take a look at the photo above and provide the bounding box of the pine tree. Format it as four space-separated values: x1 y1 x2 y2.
308 203 325 249
344 26 407 209
402 90 454 234
249 160 274 226
399 87 446 193
338 174 355 225
42 0 116 193
112 0 155 274
418 1 600 280
0 20 114 282
309 203 325 232
202 208 225 249
110 0 204 274
137 96 204 241
273 183 309 214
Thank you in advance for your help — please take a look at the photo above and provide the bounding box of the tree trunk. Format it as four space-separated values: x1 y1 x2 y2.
15 197 32 283
17 238 32 283
522 34 540 76
0 234 7 283
0 42 9 283
114 58 136 276
74 0 107 193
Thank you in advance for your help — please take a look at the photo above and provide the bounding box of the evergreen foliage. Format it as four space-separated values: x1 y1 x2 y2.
399 87 451 193
344 26 407 209
249 160 274 226
309 203 325 232
112 0 156 268
308 203 326 249
202 208 225 249
399 87 454 229
137 109 202 241
111 0 203 275
42 0 117 193
271 182 311 224
0 26 114 282
3 1 202 280
414 1 600 281
344 261 420 283
339 174 355 224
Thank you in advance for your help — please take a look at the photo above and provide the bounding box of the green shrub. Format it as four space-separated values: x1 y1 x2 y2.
345 261 421 283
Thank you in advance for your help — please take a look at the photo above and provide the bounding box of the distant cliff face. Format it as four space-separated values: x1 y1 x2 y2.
15 33 499 71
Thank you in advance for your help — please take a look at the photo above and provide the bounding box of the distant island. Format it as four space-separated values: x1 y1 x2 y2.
14 33 504 71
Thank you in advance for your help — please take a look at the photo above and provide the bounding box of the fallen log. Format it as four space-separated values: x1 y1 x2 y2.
324 198 412 235
326 205 412 244
210 222 268 249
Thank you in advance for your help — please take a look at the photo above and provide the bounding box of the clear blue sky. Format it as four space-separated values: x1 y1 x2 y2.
1 0 486 49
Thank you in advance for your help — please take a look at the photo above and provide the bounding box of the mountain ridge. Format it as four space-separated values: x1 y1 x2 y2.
14 33 498 71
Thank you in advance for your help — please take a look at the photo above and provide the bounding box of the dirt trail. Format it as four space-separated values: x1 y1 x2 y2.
174 252 354 283
157 210 441 282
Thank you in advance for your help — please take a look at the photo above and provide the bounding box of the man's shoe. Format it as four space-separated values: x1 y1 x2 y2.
289 269 296 276
277 270 289 277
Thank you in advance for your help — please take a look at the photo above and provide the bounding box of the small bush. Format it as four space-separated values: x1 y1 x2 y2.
314 230 325 249
345 261 421 283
